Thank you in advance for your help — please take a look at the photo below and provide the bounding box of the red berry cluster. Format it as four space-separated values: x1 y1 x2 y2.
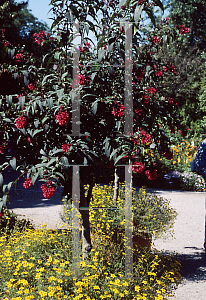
23 177 32 189
152 36 160 45
16 53 23 63
179 25 190 35
147 87 156 94
132 161 144 173
55 107 70 126
138 0 144 4
112 101 125 117
62 143 70 152
140 130 151 144
0 143 7 154
41 181 56 199
79 74 87 85
142 94 150 105
167 97 178 105
16 116 28 129
145 169 157 180
28 83 36 91
0 210 4 218
33 31 52 45
135 108 143 118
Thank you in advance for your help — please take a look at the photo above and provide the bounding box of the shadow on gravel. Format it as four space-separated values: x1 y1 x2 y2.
176 249 206 281
2 165 64 209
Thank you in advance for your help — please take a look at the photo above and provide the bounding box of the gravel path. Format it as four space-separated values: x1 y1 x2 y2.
153 190 206 300
4 168 206 299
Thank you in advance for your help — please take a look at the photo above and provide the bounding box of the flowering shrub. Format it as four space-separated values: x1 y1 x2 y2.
164 170 205 191
0 0 189 258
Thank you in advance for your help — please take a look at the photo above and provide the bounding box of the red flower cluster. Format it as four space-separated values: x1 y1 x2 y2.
138 0 144 4
28 83 36 91
135 108 143 117
80 42 91 53
0 210 4 218
62 143 70 152
0 144 7 154
55 108 70 126
132 161 144 173
33 31 52 45
16 116 28 129
16 53 23 63
170 64 177 75
41 181 56 199
167 97 178 105
155 69 163 77
140 130 151 144
79 74 87 85
147 87 156 94
112 102 125 117
152 36 160 45
142 94 150 105
179 25 190 35
23 177 32 189
4 41 10 47
145 169 157 180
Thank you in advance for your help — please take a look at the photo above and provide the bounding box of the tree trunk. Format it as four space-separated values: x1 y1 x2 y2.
113 166 120 205
80 179 94 260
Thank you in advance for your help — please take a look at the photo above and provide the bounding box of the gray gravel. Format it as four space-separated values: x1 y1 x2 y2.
153 190 206 300
4 168 206 299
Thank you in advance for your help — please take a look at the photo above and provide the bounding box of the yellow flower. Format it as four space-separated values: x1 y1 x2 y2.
135 285 140 292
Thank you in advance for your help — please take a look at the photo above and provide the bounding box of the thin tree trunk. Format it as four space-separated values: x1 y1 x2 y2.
80 179 94 260
113 166 120 205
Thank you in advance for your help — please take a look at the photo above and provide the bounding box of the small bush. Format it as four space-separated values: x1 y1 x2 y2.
0 207 33 238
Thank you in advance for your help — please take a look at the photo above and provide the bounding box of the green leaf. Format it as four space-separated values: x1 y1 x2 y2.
33 129 44 137
10 158 16 170
57 88 64 100
51 149 63 156
61 156 69 166
55 172 65 181
153 0 164 12
3 118 12 123
7 181 13 192
134 4 144 25
2 194 7 206
0 174 3 189
6 95 12 105
31 173 39 185
146 9 156 26
91 100 99 114
19 96 25 106
24 76 29 87
114 154 128 165
98 49 106 63
47 158 57 167
108 42 114 54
